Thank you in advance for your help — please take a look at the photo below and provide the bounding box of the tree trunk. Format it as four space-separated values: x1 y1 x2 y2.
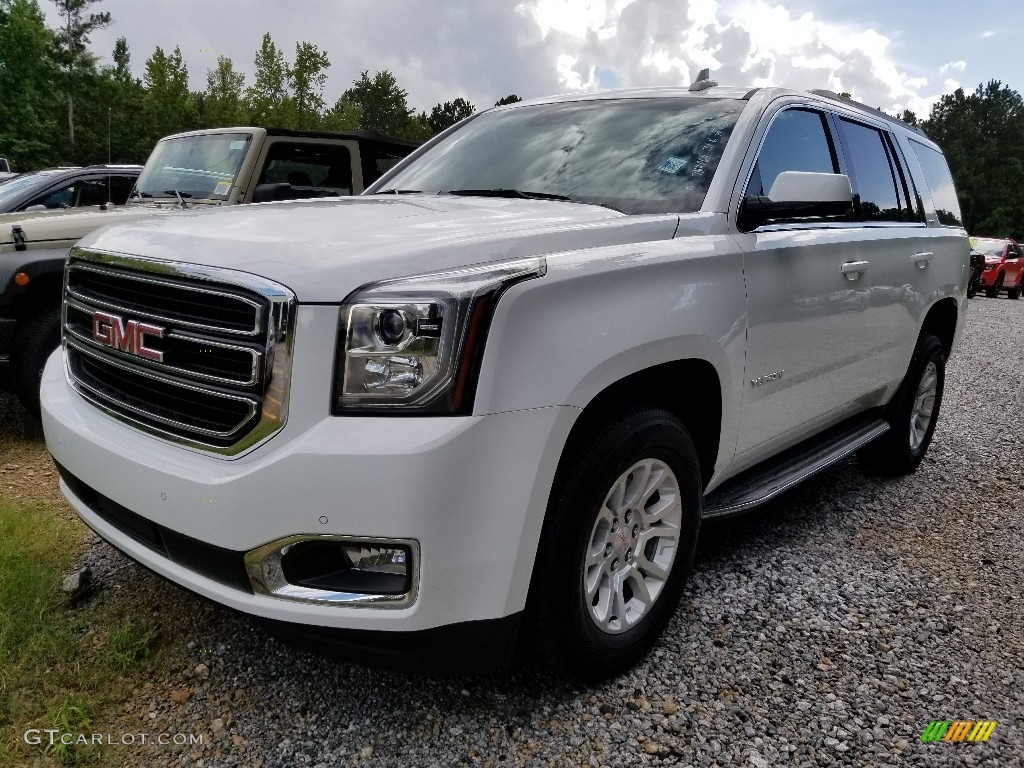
68 93 75 146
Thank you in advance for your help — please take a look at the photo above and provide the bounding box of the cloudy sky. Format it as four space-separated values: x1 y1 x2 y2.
42 0 1024 118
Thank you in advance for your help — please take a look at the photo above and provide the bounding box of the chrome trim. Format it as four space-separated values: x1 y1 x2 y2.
244 535 420 609
66 337 258 439
67 261 264 337
64 247 296 458
63 297 261 387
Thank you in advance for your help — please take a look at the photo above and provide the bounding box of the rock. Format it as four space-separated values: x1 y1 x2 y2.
360 746 374 759
62 567 92 594
170 688 191 704
643 741 659 755
211 718 224 733
194 663 210 679
663 700 679 715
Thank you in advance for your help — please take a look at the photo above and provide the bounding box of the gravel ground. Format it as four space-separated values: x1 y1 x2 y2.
8 296 1024 767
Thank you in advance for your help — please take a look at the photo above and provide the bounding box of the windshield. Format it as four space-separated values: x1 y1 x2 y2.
971 238 1006 257
134 132 252 201
373 97 745 214
0 170 66 207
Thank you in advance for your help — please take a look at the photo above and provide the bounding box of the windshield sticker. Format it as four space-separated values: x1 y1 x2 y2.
657 156 688 175
214 181 231 196
228 140 246 150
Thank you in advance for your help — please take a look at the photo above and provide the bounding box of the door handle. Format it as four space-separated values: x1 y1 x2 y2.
912 251 934 268
841 261 870 280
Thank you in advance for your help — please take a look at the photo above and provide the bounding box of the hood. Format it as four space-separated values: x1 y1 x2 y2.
78 196 681 302
0 205 163 248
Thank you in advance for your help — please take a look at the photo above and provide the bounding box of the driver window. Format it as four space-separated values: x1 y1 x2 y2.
748 109 838 198
258 143 353 197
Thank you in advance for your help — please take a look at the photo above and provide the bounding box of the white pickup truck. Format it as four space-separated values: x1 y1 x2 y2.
42 83 969 678
0 126 418 413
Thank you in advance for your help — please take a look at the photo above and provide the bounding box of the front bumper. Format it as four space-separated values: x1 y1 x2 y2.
42 350 576 653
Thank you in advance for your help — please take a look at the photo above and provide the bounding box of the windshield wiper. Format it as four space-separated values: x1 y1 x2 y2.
163 189 192 209
374 188 423 195
446 189 573 202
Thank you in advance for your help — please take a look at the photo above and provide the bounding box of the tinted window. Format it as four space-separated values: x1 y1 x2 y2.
259 143 353 196
910 140 963 226
748 109 836 197
377 98 745 215
839 119 903 221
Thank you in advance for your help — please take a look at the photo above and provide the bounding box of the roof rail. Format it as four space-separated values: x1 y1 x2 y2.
809 89 929 138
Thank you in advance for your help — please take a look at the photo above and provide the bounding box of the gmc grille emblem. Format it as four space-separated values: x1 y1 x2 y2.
91 310 165 362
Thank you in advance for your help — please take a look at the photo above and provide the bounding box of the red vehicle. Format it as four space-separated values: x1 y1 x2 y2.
971 237 1024 299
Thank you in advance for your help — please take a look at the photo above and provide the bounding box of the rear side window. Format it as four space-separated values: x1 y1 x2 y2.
748 109 837 197
909 140 963 226
259 143 354 196
838 119 910 222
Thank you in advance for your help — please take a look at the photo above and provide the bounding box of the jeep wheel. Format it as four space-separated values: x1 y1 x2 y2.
12 304 62 418
526 408 702 680
986 273 1003 299
858 334 944 476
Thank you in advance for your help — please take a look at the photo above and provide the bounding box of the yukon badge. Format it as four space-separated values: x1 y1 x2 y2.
751 369 784 387
91 310 165 363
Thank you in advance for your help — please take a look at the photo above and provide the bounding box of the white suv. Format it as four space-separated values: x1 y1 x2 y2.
41 84 969 678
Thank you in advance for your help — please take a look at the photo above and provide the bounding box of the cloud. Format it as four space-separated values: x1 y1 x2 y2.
940 61 966 76
980 30 996 38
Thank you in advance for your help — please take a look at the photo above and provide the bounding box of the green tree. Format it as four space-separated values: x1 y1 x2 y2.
322 95 361 132
428 97 475 133
494 94 522 106
924 80 1024 238
288 42 329 129
143 45 195 138
403 110 434 142
0 0 61 168
51 0 110 148
343 70 412 136
204 55 247 127
104 36 148 162
246 33 292 126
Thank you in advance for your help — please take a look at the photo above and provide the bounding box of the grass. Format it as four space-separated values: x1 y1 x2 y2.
0 497 160 766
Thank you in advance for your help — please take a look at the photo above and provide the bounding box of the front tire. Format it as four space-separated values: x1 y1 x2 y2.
858 334 945 476
526 408 702 680
1008 276 1022 300
986 273 1003 299
12 304 62 418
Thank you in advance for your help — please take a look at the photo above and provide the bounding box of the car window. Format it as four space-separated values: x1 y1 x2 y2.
909 140 963 226
259 143 354 196
748 108 837 198
838 119 906 222
24 178 117 209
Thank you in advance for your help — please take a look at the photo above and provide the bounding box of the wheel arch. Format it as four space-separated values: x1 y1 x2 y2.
920 296 958 359
555 359 723 491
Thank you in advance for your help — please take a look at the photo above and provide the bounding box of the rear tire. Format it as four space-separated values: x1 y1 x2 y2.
525 408 702 681
12 304 62 418
858 334 944 476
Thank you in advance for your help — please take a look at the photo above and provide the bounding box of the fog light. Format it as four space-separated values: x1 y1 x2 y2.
244 535 419 607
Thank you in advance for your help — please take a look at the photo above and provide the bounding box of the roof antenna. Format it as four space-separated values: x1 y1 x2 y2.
689 68 718 91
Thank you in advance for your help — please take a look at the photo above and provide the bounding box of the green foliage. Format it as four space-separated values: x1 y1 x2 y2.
51 0 111 149
0 0 61 168
494 93 523 106
289 42 330 129
428 97 475 133
403 110 435 142
204 55 248 127
344 69 413 136
246 32 292 127
924 80 1024 239
144 45 196 138
322 95 362 131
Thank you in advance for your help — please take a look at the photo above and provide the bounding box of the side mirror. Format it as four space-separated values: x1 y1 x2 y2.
740 171 853 230
252 182 295 203
22 204 48 213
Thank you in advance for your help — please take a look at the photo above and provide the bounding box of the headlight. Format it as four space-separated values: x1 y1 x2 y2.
332 257 546 414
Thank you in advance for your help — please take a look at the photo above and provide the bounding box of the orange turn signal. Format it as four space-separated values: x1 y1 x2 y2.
13 272 30 286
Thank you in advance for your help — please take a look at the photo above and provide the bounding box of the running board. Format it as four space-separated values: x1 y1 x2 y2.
702 416 890 519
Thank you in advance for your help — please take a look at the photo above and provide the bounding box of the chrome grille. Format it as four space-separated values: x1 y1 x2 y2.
64 248 295 455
